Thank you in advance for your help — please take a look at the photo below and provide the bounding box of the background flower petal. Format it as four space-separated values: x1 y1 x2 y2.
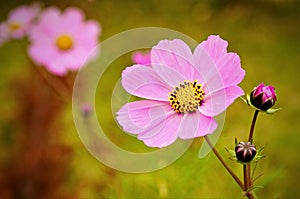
81 20 101 42
34 7 61 36
121 65 171 101
178 111 217 139
132 51 151 65
63 7 84 27
6 4 40 39
199 86 244 117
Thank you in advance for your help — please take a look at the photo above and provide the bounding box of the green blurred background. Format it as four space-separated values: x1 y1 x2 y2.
0 0 300 198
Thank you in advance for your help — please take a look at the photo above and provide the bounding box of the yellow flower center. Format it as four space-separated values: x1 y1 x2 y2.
9 22 21 31
169 80 205 113
56 34 73 51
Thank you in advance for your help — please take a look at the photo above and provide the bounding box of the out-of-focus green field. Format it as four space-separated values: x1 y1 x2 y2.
0 0 300 198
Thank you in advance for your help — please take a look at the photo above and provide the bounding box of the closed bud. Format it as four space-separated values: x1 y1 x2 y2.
250 83 277 111
81 103 92 117
235 142 257 162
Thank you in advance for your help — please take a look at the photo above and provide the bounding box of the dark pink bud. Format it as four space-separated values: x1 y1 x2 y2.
250 83 277 111
235 142 257 162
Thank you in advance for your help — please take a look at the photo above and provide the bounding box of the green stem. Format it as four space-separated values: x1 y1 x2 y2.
246 190 255 199
244 164 253 199
32 63 69 102
244 110 260 199
248 110 259 142
204 136 244 190
243 165 249 190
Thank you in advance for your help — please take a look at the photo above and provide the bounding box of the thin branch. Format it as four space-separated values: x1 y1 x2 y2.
204 136 244 190
248 110 259 142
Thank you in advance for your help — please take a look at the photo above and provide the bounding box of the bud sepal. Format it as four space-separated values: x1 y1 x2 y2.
244 93 281 114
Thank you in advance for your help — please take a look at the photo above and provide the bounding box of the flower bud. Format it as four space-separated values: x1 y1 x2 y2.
235 142 257 162
81 103 92 117
250 83 277 111
131 51 151 65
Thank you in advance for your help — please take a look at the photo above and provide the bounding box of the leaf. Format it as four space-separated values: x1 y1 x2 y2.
252 173 264 183
256 147 265 154
251 185 264 191
225 148 236 157
253 155 265 162
266 108 282 114
240 96 248 104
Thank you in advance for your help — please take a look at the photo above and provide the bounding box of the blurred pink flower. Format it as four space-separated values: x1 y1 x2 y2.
117 35 245 148
81 103 92 117
28 7 101 76
0 23 9 45
0 4 40 44
132 51 151 65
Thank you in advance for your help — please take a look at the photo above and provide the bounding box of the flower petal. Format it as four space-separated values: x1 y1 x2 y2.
200 35 228 63
151 39 196 87
179 111 217 139
81 20 101 43
63 7 84 27
138 112 182 148
216 52 245 86
121 65 171 101
200 86 244 117
194 44 223 92
35 7 61 36
7 5 39 39
116 100 171 135
200 35 245 87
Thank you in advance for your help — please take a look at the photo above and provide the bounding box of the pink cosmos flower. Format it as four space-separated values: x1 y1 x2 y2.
132 51 151 65
117 35 245 148
0 3 40 44
28 7 101 76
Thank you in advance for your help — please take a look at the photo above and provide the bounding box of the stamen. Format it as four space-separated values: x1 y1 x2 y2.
9 22 21 31
56 34 73 51
168 80 205 113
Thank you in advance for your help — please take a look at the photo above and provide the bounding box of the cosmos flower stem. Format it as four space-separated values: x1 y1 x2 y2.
59 76 73 95
243 165 249 189
204 136 244 190
248 110 259 142
243 110 260 199
32 63 68 102
244 164 254 198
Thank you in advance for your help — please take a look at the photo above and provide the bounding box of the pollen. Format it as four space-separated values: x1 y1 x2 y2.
169 80 205 113
9 22 21 31
56 34 73 51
